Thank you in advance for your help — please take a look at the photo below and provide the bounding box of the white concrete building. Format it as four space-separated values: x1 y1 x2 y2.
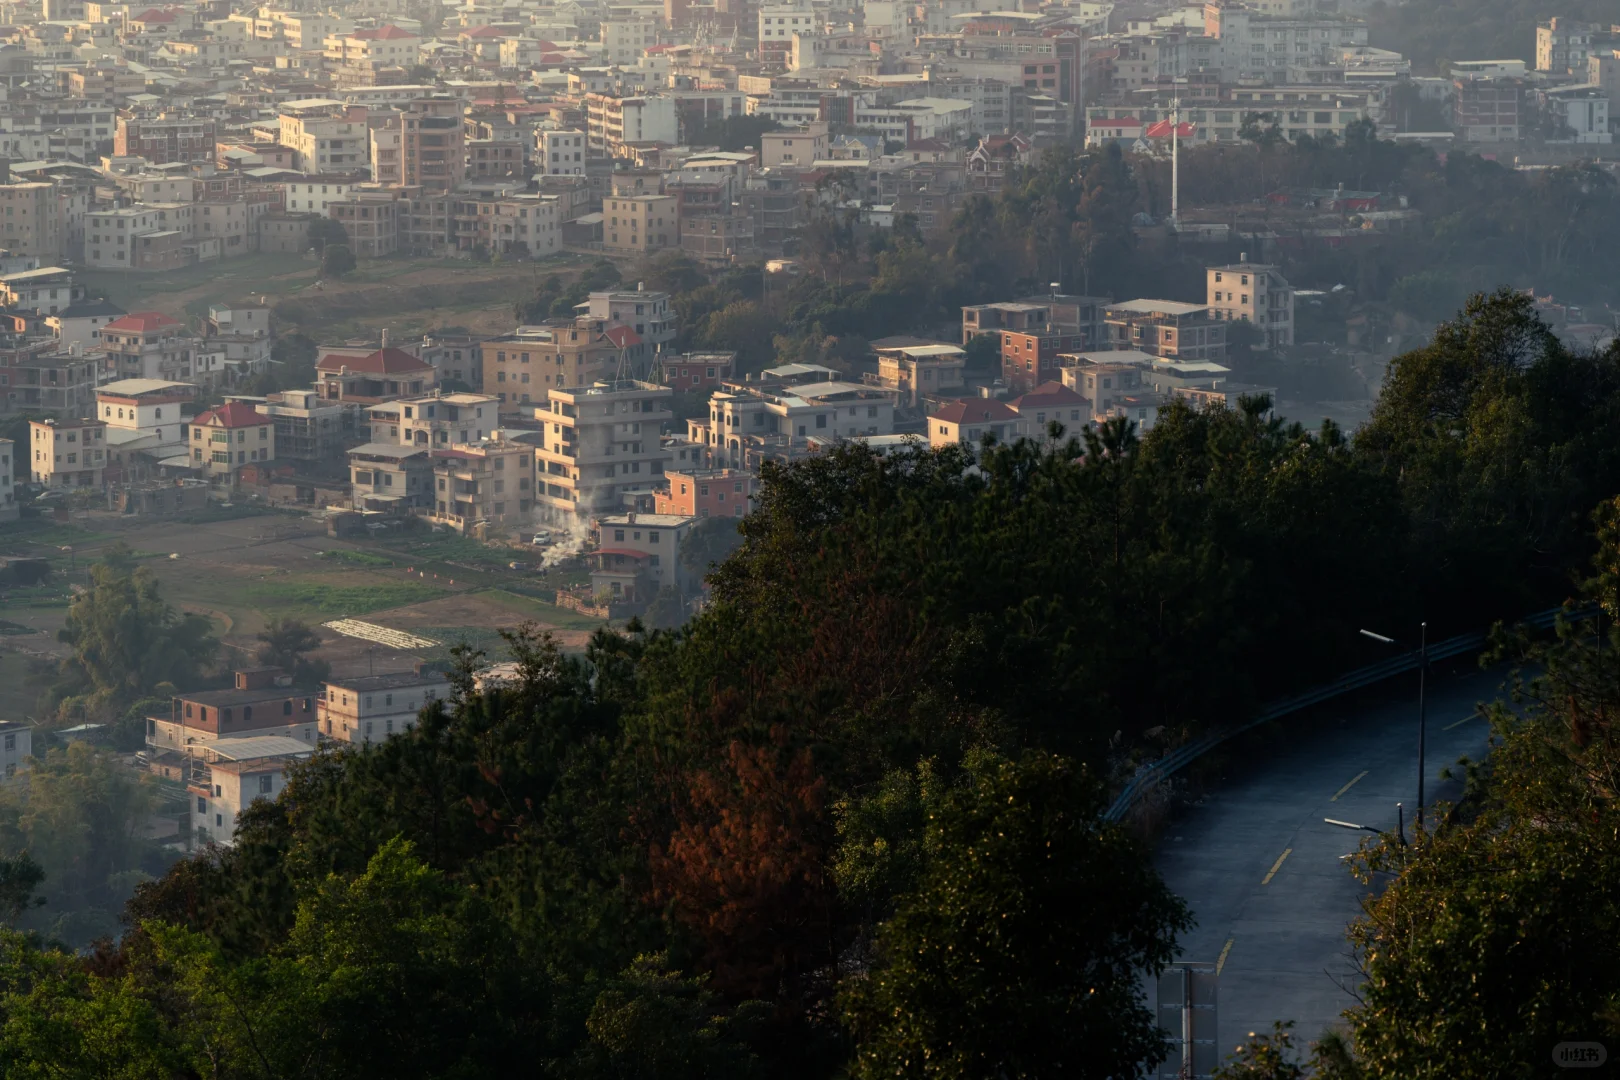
1207 259 1295 349
279 177 362 213
0 722 31 779
537 128 588 175
600 16 659 64
189 736 313 847
534 379 674 520
317 671 447 744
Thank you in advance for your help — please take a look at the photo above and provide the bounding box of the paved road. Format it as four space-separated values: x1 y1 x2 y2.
1153 662 1502 1057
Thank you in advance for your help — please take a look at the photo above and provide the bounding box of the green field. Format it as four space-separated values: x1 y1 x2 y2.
237 581 448 620
476 588 610 632
318 548 396 568
79 253 317 314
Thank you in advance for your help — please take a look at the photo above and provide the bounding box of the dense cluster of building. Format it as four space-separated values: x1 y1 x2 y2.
0 0 1592 296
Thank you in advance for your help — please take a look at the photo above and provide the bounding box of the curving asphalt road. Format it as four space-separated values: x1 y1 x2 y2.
1153 662 1503 1057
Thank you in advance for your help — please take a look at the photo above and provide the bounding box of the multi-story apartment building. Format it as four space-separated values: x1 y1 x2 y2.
0 438 15 522
537 129 588 176
0 183 63 260
113 114 217 164
280 177 361 214
601 16 661 63
189 737 313 847
97 311 192 381
590 511 697 601
187 401 276 484
873 341 968 407
396 391 498 448
534 380 674 520
66 63 144 102
329 193 400 256
1201 3 1369 83
278 99 371 173
927 398 1026 449
758 2 816 58
1207 260 1294 349
428 432 537 533
1454 76 1521 142
317 671 447 743
316 341 436 404
999 326 1096 394
663 352 735 392
1541 84 1612 144
348 441 432 509
454 193 559 257
0 720 29 779
148 670 322 764
1103 300 1228 361
259 388 355 463
0 266 81 315
29 416 107 489
689 375 899 467
586 286 678 353
324 23 422 86
370 98 466 191
5 351 100 414
85 207 186 270
603 193 677 255
1537 17 1592 74
96 377 192 466
481 322 633 412
585 93 678 156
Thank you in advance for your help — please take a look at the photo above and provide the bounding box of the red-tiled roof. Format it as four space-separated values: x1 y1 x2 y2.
131 7 177 21
931 398 1020 425
316 346 432 375
193 402 267 428
351 23 416 39
1011 382 1087 410
603 325 641 348
104 311 180 333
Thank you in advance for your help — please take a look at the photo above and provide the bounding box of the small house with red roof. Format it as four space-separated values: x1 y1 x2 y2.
188 401 275 482
99 311 195 382
927 398 1026 450
126 6 183 36
315 334 436 404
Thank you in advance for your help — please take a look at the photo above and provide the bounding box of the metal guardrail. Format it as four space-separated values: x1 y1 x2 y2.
1103 605 1579 822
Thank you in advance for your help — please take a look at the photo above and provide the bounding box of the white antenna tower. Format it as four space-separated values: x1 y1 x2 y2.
1170 94 1180 228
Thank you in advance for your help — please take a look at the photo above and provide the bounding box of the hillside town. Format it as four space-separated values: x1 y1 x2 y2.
0 0 1617 1072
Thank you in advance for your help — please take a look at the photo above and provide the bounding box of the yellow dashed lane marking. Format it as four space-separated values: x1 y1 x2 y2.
1262 848 1292 885
1331 771 1368 801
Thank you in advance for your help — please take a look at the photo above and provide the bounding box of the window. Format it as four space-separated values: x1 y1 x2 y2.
3 734 12 751
259 775 273 795
197 796 206 814
216 814 223 827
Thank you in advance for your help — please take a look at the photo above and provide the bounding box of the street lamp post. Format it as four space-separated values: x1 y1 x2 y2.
1360 623 1429 816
